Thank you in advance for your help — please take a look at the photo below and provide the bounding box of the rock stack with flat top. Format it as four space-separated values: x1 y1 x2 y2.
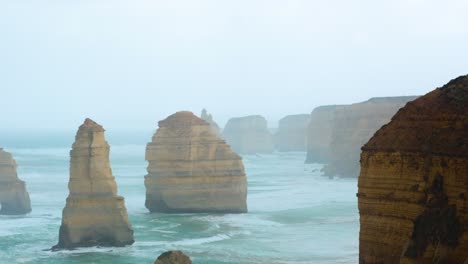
145 111 248 213
275 114 310 152
358 75 468 263
0 148 31 215
223 115 274 154
54 118 134 249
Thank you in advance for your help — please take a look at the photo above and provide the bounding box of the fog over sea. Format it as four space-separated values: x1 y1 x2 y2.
0 132 358 264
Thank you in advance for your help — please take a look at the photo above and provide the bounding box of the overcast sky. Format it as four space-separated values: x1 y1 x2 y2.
1 0 467 130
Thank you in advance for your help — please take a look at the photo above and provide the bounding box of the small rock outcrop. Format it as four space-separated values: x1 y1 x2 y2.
275 114 310 152
323 96 417 177
200 108 221 136
145 111 248 213
155 251 193 264
358 75 468 263
54 118 134 249
223 115 274 154
305 105 343 163
0 148 31 215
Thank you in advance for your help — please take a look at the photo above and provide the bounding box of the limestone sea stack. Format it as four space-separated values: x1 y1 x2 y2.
200 108 221 136
223 115 274 154
0 148 31 215
54 118 134 249
305 105 343 163
358 75 468 263
145 111 248 213
275 114 310 152
323 96 417 178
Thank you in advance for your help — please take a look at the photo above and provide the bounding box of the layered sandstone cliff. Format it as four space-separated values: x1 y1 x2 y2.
145 111 248 213
305 105 343 163
201 108 221 136
358 75 468 264
54 118 134 249
275 114 310 152
223 115 274 154
0 148 31 215
323 96 417 178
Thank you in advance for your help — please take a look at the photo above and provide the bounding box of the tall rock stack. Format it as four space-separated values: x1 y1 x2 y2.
145 111 248 213
323 96 417 178
0 148 31 215
223 115 274 154
305 105 343 163
358 76 468 263
275 114 310 152
54 118 134 249
200 108 221 136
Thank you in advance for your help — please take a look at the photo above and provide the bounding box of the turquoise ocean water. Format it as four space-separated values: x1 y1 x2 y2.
0 133 358 264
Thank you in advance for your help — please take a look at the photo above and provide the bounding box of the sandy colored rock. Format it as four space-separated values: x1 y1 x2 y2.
358 75 468 263
201 108 221 136
0 148 31 215
54 118 134 249
223 115 274 154
275 114 310 152
155 251 193 264
305 105 344 163
323 96 417 178
145 111 248 213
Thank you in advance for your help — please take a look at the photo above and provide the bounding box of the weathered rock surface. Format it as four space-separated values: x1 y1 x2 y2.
155 251 193 264
275 114 310 152
201 108 221 136
323 96 417 178
0 148 31 215
145 111 248 213
223 115 274 154
54 118 134 249
358 75 468 264
305 105 343 163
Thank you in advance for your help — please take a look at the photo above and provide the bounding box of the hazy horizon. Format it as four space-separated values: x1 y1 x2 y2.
1 0 468 130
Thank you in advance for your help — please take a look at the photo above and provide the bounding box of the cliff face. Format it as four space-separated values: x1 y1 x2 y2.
358 75 468 264
305 105 343 163
201 108 221 136
323 96 418 178
0 148 31 215
275 114 310 152
145 111 248 213
223 115 274 154
54 118 134 249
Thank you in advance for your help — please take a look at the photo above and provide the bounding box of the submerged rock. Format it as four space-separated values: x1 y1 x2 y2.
275 114 310 152
223 115 274 154
54 118 134 249
305 105 343 163
155 251 193 264
323 96 417 178
200 108 221 136
358 75 468 263
0 148 31 215
145 111 248 213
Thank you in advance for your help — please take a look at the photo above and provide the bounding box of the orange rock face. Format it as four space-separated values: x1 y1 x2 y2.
358 76 468 263
145 111 248 213
323 96 417 178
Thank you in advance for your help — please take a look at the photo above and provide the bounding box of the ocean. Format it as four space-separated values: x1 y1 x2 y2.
0 133 358 264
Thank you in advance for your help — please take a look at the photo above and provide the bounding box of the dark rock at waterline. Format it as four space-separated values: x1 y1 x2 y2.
155 251 192 264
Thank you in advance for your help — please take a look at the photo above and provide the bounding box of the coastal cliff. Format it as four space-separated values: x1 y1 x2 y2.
145 111 248 213
223 115 274 154
54 118 134 249
275 114 310 152
323 96 417 177
358 76 468 263
0 148 31 215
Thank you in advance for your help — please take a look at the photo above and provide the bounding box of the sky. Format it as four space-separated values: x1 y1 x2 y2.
1 0 468 131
